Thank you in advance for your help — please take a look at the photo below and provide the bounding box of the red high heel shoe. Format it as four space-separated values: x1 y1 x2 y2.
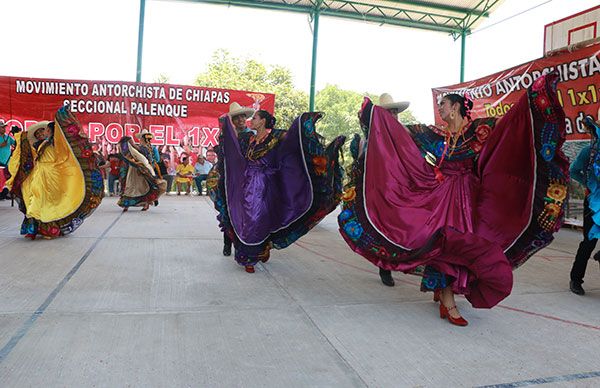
439 303 468 326
25 233 36 240
245 265 255 273
433 289 441 302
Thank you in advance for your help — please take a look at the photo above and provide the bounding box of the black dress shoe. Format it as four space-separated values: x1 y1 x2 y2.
223 245 232 256
379 268 395 287
570 281 585 295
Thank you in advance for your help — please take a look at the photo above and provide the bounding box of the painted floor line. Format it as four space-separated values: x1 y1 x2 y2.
477 370 600 387
294 240 600 332
496 304 600 331
0 212 123 364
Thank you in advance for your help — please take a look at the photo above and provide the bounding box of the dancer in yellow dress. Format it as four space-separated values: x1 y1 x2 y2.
7 106 104 239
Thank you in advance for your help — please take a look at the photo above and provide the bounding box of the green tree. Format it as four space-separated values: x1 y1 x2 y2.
314 85 369 141
195 50 419 140
315 84 418 141
195 49 307 128
154 73 170 84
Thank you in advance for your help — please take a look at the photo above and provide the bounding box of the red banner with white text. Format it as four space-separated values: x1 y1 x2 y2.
432 42 600 141
0 76 275 160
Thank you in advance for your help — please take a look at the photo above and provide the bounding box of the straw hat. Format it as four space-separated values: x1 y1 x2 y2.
26 121 51 145
378 93 410 113
227 102 255 118
135 129 153 140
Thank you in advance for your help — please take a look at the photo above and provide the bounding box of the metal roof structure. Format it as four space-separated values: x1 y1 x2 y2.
136 0 506 109
176 0 505 34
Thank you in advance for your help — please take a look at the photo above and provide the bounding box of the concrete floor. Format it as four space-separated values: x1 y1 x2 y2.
0 195 599 388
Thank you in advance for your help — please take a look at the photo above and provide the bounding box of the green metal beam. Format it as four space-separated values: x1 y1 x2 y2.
136 0 146 82
309 1 322 112
460 29 466 82
462 0 502 31
171 0 467 34
320 0 464 23
321 7 463 34
384 1 490 17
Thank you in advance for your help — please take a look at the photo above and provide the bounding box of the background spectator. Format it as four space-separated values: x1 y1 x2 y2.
194 155 213 195
161 154 175 194
175 156 194 195
107 154 122 196
0 121 16 172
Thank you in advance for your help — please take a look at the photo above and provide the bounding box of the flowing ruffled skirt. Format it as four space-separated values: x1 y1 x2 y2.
8 107 104 238
117 141 166 208
338 73 569 308
209 112 345 266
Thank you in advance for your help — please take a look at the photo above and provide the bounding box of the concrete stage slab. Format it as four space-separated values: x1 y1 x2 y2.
0 196 599 387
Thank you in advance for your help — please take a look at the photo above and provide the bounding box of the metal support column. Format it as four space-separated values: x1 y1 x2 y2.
136 0 147 82
460 29 466 82
309 1 322 112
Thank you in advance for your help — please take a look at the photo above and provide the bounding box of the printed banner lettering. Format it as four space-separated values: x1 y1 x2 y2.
431 43 600 141
0 76 275 160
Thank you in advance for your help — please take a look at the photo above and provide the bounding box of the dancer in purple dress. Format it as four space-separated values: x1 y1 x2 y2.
208 110 345 273
338 73 569 326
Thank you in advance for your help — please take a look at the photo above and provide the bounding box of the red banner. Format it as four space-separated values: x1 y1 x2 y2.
0 76 275 157
432 42 600 140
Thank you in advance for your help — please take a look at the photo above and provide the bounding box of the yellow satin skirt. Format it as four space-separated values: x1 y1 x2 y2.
20 130 86 222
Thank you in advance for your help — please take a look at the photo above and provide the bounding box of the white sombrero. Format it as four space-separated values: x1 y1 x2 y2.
135 129 153 139
26 121 51 145
227 102 255 118
378 93 410 113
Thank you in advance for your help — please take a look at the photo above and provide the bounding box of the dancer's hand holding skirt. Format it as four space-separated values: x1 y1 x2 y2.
7 106 104 238
338 73 569 308
208 113 346 267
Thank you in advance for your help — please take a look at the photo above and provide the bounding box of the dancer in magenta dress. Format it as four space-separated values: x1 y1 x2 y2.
338 73 569 325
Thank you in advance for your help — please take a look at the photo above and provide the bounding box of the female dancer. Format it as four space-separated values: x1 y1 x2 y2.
7 106 104 239
117 131 167 211
338 73 569 325
208 110 345 273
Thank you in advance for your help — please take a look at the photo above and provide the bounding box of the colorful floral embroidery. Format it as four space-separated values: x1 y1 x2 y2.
470 140 483 153
312 155 328 175
339 209 353 222
475 124 491 142
433 141 445 156
344 220 363 240
341 187 356 203
340 73 568 274
546 183 567 202
211 112 345 266
12 107 104 239
540 143 556 161
421 266 448 290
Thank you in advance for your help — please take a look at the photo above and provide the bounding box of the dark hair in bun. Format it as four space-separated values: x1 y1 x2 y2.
444 93 474 120
255 110 276 129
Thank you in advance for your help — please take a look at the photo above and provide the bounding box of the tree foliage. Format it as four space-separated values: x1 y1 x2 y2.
315 84 418 141
194 49 419 142
195 49 307 128
154 73 170 84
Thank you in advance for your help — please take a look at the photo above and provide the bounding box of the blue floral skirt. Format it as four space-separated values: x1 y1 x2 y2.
420 266 450 291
